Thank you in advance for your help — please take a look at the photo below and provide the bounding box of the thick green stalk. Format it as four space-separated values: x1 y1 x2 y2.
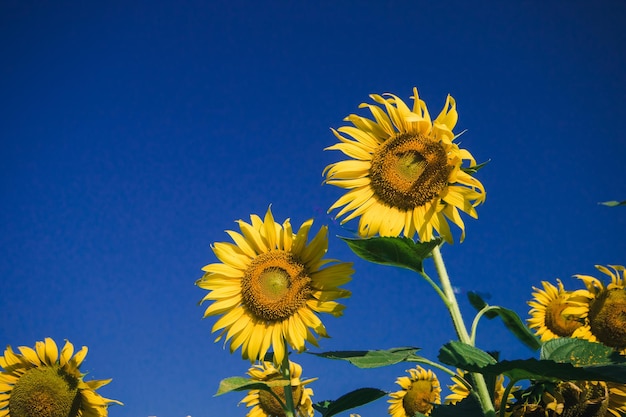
431 245 496 417
280 350 296 417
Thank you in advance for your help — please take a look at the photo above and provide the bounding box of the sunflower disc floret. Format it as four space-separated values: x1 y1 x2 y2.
323 88 485 243
196 207 353 363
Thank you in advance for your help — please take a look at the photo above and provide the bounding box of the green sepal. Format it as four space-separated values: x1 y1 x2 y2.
599 200 626 207
312 387 387 417
214 376 289 396
468 292 541 351
461 159 490 175
309 347 421 368
340 236 442 273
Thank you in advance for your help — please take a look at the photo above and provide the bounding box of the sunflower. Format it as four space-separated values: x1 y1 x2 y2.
196 207 353 363
564 265 626 353
388 366 441 417
527 279 583 342
240 360 315 417
0 338 122 417
510 380 626 417
445 370 517 412
323 88 485 243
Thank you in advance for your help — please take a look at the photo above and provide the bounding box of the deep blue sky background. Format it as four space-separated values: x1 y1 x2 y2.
1 1 625 416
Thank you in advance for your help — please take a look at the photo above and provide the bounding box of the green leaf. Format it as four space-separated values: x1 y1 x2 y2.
599 200 626 207
467 291 497 318
310 347 421 368
214 376 289 396
461 159 490 175
438 352 626 384
438 341 497 369
341 236 442 273
312 387 387 417
440 340 626 383
541 338 626 366
428 396 484 417
482 359 626 383
468 292 541 351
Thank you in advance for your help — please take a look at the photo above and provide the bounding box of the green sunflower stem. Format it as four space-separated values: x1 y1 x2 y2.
431 245 496 417
280 350 297 417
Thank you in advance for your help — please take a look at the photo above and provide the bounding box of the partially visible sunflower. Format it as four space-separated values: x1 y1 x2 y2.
239 360 315 417
510 380 626 417
445 370 517 412
0 338 122 417
388 366 441 417
196 207 353 363
323 88 485 243
564 265 626 354
527 279 583 342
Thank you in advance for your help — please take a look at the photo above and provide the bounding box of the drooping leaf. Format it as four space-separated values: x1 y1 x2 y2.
541 338 626 366
599 200 626 207
439 355 626 384
313 388 387 417
341 236 442 273
438 341 497 369
310 347 421 368
461 159 490 175
489 359 626 383
467 292 541 351
467 291 497 318
426 395 484 417
215 376 289 396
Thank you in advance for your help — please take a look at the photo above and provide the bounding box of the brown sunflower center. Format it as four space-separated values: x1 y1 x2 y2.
588 289 626 350
241 251 312 322
370 133 453 211
402 379 438 416
545 297 583 337
258 380 304 417
9 367 81 417
557 381 609 417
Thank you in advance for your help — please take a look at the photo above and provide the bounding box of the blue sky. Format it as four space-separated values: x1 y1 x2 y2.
1 1 625 416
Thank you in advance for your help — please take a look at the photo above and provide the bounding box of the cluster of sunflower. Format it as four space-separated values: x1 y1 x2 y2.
518 265 626 417
195 87 626 417
3 87 623 417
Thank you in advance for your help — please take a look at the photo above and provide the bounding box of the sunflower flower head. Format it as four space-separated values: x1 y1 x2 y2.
0 338 122 417
196 207 353 363
323 88 486 243
388 366 441 417
445 370 517 412
564 265 626 353
239 360 315 417
527 279 583 342
510 380 626 417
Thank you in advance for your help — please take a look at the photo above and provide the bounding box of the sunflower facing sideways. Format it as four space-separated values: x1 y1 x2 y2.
445 370 517 413
527 279 583 342
564 265 626 354
0 338 121 417
323 88 485 243
388 366 441 417
196 207 353 363
240 360 315 417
